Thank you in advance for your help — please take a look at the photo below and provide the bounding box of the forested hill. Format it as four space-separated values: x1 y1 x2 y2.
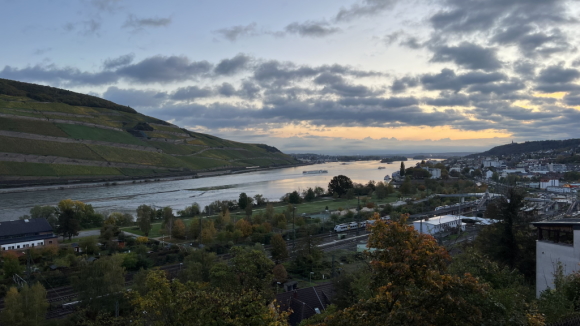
471 139 580 157
0 79 298 187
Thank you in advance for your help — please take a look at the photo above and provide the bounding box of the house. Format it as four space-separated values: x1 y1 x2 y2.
0 218 57 251
413 215 466 236
485 170 494 179
532 219 580 297
422 167 441 179
276 283 335 326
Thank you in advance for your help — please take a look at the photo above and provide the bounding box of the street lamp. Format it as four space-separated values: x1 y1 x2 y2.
310 271 314 286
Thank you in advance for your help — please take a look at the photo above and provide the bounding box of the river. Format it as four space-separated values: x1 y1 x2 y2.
0 160 421 221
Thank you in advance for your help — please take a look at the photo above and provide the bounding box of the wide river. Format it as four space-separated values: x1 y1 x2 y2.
0 160 421 221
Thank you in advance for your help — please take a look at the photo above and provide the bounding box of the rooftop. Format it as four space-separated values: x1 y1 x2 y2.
0 218 53 237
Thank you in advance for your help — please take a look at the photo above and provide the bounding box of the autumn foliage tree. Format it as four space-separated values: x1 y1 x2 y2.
316 213 502 326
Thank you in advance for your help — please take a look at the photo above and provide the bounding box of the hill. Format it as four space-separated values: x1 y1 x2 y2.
469 139 580 157
0 79 299 187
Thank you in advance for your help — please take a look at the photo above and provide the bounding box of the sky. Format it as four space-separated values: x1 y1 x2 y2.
1 0 580 155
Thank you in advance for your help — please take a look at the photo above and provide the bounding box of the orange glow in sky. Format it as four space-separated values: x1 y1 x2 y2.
265 124 511 141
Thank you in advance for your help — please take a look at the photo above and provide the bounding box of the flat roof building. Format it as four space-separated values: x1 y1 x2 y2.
532 219 580 297
413 215 466 236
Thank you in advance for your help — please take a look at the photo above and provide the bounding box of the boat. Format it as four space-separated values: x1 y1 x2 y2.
303 170 328 174
384 175 391 181
378 166 386 170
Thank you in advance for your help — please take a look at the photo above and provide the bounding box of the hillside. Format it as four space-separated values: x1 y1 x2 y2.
0 79 299 187
470 139 580 157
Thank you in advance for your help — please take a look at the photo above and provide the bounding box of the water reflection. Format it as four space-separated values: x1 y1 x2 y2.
0 160 421 220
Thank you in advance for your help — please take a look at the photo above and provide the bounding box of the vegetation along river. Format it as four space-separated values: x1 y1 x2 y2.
0 160 421 221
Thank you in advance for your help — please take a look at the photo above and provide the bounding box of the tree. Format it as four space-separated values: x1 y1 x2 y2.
215 209 231 230
375 182 387 200
317 214 503 326
238 192 249 210
79 236 99 255
273 264 288 283
2 251 23 279
179 250 217 283
201 220 217 244
399 176 414 195
270 234 289 261
289 190 302 204
328 175 354 197
235 219 253 238
29 205 58 230
475 188 536 280
304 188 316 202
172 219 186 239
253 194 266 206
136 204 153 236
292 228 323 276
400 162 405 176
161 207 174 235
73 255 126 313
0 283 49 326
129 270 288 326
229 246 275 295
56 207 81 241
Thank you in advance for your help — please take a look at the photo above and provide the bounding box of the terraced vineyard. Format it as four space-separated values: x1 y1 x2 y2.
0 78 299 186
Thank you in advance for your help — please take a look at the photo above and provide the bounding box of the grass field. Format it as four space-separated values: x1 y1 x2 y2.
199 149 259 161
119 168 168 176
0 135 106 161
0 162 121 176
0 117 69 137
148 141 206 155
173 156 232 170
57 124 151 146
89 144 186 168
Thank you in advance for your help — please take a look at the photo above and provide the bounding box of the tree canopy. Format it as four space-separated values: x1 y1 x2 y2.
327 175 354 197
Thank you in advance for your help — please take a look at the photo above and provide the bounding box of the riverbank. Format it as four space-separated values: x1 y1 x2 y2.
0 163 308 195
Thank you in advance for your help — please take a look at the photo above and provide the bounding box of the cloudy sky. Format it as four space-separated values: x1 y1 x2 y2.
2 0 580 154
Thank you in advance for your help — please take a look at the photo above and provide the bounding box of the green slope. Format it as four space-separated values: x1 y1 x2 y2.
0 79 298 186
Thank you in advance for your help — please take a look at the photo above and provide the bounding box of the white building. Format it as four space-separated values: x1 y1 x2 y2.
533 219 580 297
483 159 502 168
422 167 441 179
485 170 494 179
540 179 559 189
546 186 576 194
413 215 466 236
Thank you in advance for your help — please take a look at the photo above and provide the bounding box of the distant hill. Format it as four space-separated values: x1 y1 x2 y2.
470 139 580 157
0 79 299 187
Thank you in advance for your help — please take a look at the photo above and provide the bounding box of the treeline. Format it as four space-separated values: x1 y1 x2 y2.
472 139 580 157
0 78 136 113
380 156 408 162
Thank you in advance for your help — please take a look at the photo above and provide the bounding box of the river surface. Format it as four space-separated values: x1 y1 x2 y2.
0 160 421 221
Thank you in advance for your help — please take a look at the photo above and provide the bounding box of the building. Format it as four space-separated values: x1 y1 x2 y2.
533 219 580 297
276 283 335 326
422 167 441 179
483 159 502 168
413 215 466 236
0 219 57 251
540 179 559 189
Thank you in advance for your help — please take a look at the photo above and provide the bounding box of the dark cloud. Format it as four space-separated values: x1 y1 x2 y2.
430 0 570 35
171 86 213 101
103 53 135 70
103 87 167 107
424 93 470 107
123 15 172 31
335 0 398 22
237 81 261 99
32 48 52 56
492 26 571 57
213 23 258 42
563 93 580 106
390 76 418 93
537 65 580 84
535 65 580 93
116 56 212 83
467 80 526 95
314 73 376 97
513 61 536 77
217 83 236 97
214 54 251 76
430 42 501 71
284 21 340 37
420 69 505 92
